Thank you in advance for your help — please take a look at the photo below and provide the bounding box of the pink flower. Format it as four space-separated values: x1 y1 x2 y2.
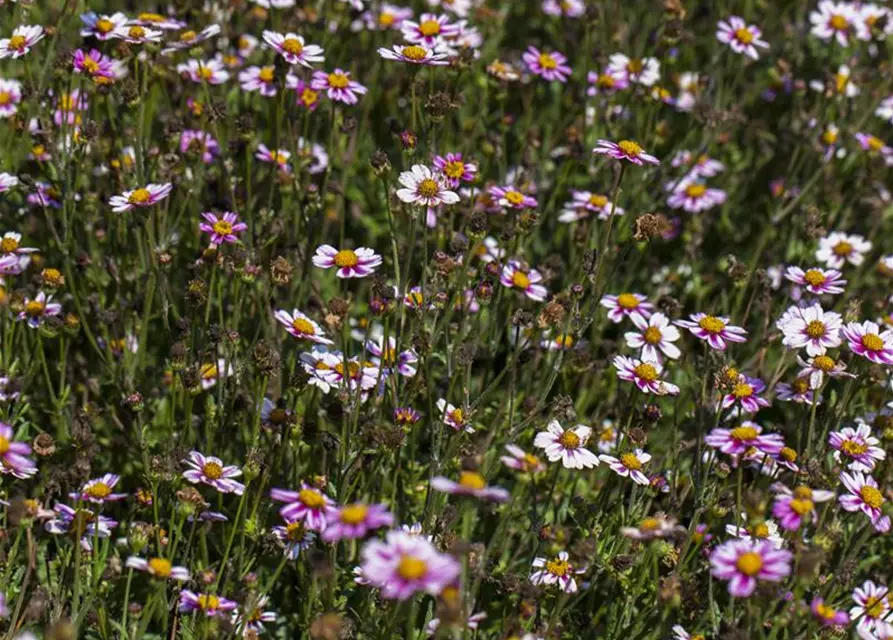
771 484 834 530
70 474 127 504
311 69 367 105
270 483 338 531
180 130 219 164
533 420 599 469
705 422 784 456
810 597 850 626
841 320 893 364
839 471 891 533
710 539 792 597
0 422 36 478
675 313 747 350
262 31 325 67
321 503 394 542
182 451 245 495
199 211 247 246
377 44 449 66
522 46 572 82
359 530 460 600
431 471 510 502
715 16 769 59
400 13 459 47
500 260 548 301
783 266 846 297
433 153 477 188
239 65 278 96
312 245 382 278
530 551 585 593
18 292 62 329
613 356 679 395
487 185 538 210
600 449 651 485
721 375 770 413
667 179 727 212
500 444 546 473
586 68 628 96
829 423 886 472
600 293 653 324
593 139 659 165
274 308 333 344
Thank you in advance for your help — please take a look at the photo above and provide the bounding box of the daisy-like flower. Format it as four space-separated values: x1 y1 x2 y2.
321 503 394 542
72 49 120 80
396 165 460 207
365 337 418 377
779 303 843 357
810 597 850 626
839 471 891 532
0 232 36 272
667 179 727 212
255 144 291 172
0 26 44 59
816 231 872 268
776 377 819 405
262 31 325 67
716 16 769 59
809 0 869 46
109 183 172 213
771 484 835 530
199 211 247 246
288 77 323 111
45 504 117 547
125 557 190 581
487 59 521 81
559 191 624 222
180 130 219 164
271 483 337 531
586 67 629 96
111 24 163 44
295 138 329 175
313 245 382 278
178 591 237 618
607 53 660 86
239 65 278 96
394 407 422 426
522 46 572 83
0 422 36 478
613 356 680 395
530 551 585 593
425 612 487 638
198 359 234 390
709 539 792 597
542 0 585 17
500 260 548 301
177 59 230 84
850 580 891 638
311 69 367 105
272 519 315 559
431 471 510 502
600 293 653 324
784 266 846 297
705 422 785 456
829 423 886 472
377 44 450 65
721 375 769 413
593 139 659 165
725 519 785 549
18 292 62 329
842 320 893 364
488 185 537 210
132 12 185 29
624 312 681 363
359 530 460 600
533 420 599 469
233 595 277 637
274 308 333 344
54 90 88 127
676 313 747 350
70 474 127 504
601 449 651 485
855 132 893 160
876 95 893 123
796 353 851 389
80 12 128 40
436 399 474 433
621 515 684 540
160 24 221 55
29 183 62 209
432 153 477 188
0 80 22 118
401 13 459 47
182 451 245 495
500 444 546 473
359 3 413 30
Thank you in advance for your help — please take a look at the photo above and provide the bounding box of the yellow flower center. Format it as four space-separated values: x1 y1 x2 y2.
459 471 486 490
504 190 525 206
866 596 885 619
96 18 114 33
419 20 441 37
789 498 814 515
417 178 440 198
735 27 754 44
627 59 644 73
139 13 165 22
202 462 223 480
212 220 233 236
299 488 326 509
282 38 304 55
197 594 220 610
829 14 848 30
597 73 615 88
792 378 810 395
617 140 643 157
538 53 557 70
447 408 465 424
128 188 151 204
752 522 769 538
333 249 359 268
822 129 838 145
335 361 362 379
558 430 581 449
732 382 754 399
0 436 9 455
794 486 813 500
832 241 852 257
634 363 659 382
397 556 427 579
285 521 306 540
81 56 99 74
8 35 26 51
148 557 172 577
736 552 763 576
512 271 530 289
291 318 315 335
867 136 885 152
301 88 319 106
616 293 639 310
698 315 726 334
806 320 826 339
25 300 45 317
862 333 885 352
523 453 540 469
813 355 835 371
730 426 758 442
259 67 275 83
0 92 10 106
0 237 18 253
327 72 350 89
588 194 608 207
685 184 707 197
841 440 869 456
803 269 827 286
443 161 465 179
640 517 660 531
379 12 396 27
620 452 642 470
198 65 214 80
179 30 197 43
85 482 111 499
128 26 146 39
545 558 570 577
861 485 884 509
339 504 369 524
200 363 218 380
554 334 574 349
402 45 427 61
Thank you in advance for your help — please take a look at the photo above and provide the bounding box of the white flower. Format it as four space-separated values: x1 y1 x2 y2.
533 420 599 469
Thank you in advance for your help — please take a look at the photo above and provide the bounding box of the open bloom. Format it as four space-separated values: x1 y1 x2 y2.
488 185 537 210
716 16 769 59
559 191 623 222
0 79 22 118
530 551 585 593
796 353 851 389
271 483 337 530
710 539 792 597
360 530 460 600
182 452 245 495
111 24 163 44
501 444 546 473
401 13 459 46
613 356 679 395
321 503 394 542
839 471 891 532
313 245 382 278
70 474 127 504
436 399 474 433
594 139 659 165
810 597 850 626
783 266 846 297
161 24 221 54
624 312 681 362
177 59 230 84
726 519 785 549
179 591 237 618
45 504 117 547
841 320 893 364
779 304 842 357
533 420 599 469
239 65 278 96
80 12 128 40
0 26 44 59
256 144 291 172
676 313 747 350
377 44 449 65
365 337 418 377
500 260 547 301
126 557 190 581
601 293 653 324
275 309 333 344
829 423 886 472
522 46 571 82
600 449 651 485
721 375 769 413
705 422 784 456
180 130 219 164
0 422 36 478
850 580 891 638
667 180 726 212
109 183 172 213
855 132 893 161
397 165 459 207
199 211 247 246
772 484 835 530
311 69 367 105
19 292 62 329
263 31 325 67
621 515 684 540
810 0 869 46
816 232 871 268
433 153 477 188
272 520 315 559
431 471 510 502
607 53 660 86
587 67 628 96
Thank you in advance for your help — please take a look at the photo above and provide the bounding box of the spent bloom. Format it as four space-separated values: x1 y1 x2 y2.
530 551 585 593
199 212 247 246
182 452 245 495
359 530 460 600
522 46 572 83
593 139 659 165
109 183 172 213
710 539 792 597
313 245 382 278
716 16 769 59
533 420 599 469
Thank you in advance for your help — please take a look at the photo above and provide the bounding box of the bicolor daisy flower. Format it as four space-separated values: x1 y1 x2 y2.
435 399 474 433
431 471 510 502
855 132 893 159
816 231 871 268
600 449 652 485
522 46 572 83
0 79 22 118
160 24 221 55
199 211 247 246
716 16 769 59
533 420 599 469
0 422 36 478
125 557 190 581
705 422 784 456
829 423 886 472
80 12 128 40
771 484 835 530
624 312 682 363
401 13 459 47
72 49 121 80
262 31 325 67
600 293 653 324
180 130 219 164
310 69 368 105
177 59 230 85
233 595 277 637
110 24 163 44
321 503 394 542
721 375 770 413
109 183 172 213
432 153 477 188
182 452 245 495
607 53 660 86
256 144 291 172
70 474 127 504
725 518 785 549
613 356 680 395
796 353 852 389
500 260 548 301
272 520 315 559
676 313 747 350
274 309 333 344
776 378 819 405
359 3 414 30
0 26 44 59
365 337 418 377
360 530 460 600
178 591 237 618
377 44 449 65
709 539 792 597
849 580 891 638
45 504 117 548
396 165 460 207
594 139 659 165
841 320 893 364
559 191 623 222
621 515 684 540
500 444 546 474
488 184 538 210
783 266 846 297
312 245 382 278
779 303 843 357
542 0 586 17
809 0 868 46
839 471 891 532
586 67 629 96
810 598 850 627
198 359 234 390
19 292 62 329
667 180 726 212
271 483 337 531
530 551 585 593
239 66 278 96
